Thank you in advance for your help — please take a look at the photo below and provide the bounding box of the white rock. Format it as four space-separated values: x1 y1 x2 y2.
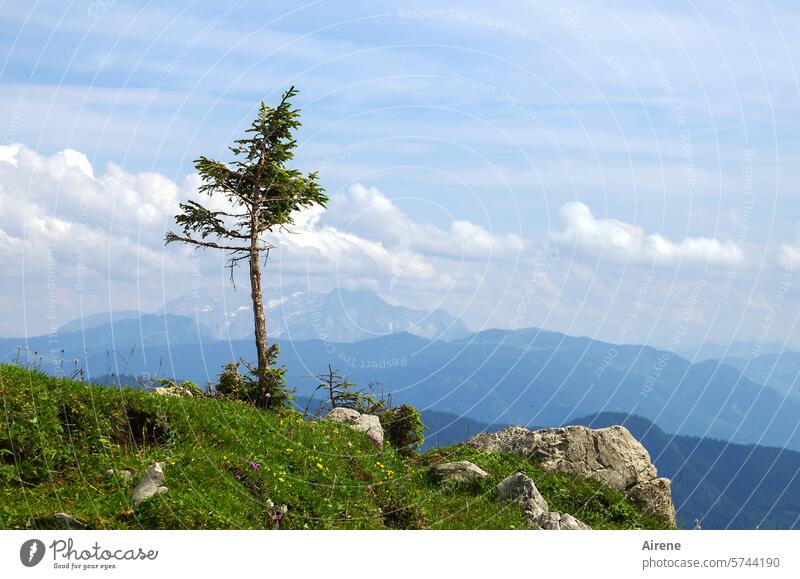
627 477 676 526
496 472 548 517
470 424 675 526
325 407 384 446
530 511 590 530
430 461 489 484
153 386 194 397
132 462 168 506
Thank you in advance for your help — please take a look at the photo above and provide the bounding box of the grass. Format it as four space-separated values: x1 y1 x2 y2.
0 364 672 530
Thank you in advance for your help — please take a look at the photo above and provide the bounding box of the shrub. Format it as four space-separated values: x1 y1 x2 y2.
378 404 427 452
215 344 293 411
312 366 381 415
215 362 255 401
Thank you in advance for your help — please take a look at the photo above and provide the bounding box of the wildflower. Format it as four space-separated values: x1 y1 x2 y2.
316 462 324 470
247 460 261 471
285 448 294 453
386 470 394 478
278 477 285 482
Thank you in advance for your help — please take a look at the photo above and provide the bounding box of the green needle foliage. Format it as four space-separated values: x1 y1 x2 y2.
165 87 327 410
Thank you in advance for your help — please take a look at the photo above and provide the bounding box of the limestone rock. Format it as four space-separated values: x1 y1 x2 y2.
530 511 590 530
470 425 655 490
153 386 194 397
627 477 676 526
430 461 489 484
496 472 548 517
469 424 675 526
325 407 384 446
132 462 168 506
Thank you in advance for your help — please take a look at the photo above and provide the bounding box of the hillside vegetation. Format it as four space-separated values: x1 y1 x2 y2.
0 365 669 530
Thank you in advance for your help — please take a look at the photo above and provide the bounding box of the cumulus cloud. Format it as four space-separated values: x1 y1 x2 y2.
777 244 800 270
0 145 526 335
318 184 526 260
264 184 527 291
552 202 743 265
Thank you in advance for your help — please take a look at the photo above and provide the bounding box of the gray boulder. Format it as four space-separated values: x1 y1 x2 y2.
530 511 590 530
469 424 675 526
430 461 489 484
325 407 384 446
627 477 676 525
132 462 168 506
496 472 548 518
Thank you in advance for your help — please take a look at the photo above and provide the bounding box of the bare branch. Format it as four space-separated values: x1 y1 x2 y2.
164 232 249 253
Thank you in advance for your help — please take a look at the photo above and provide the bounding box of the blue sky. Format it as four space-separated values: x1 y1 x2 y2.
2 1 800 349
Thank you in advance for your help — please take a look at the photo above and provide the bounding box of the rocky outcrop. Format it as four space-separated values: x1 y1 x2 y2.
325 408 384 446
496 473 548 517
132 462 168 506
495 472 589 530
153 386 195 397
530 511 590 530
627 477 675 525
430 461 489 484
469 425 675 526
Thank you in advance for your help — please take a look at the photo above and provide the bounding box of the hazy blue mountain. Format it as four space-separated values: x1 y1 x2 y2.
60 328 800 451
0 314 201 368
720 352 800 400
7 309 800 529
678 341 793 362
161 286 470 342
1 287 469 367
59 310 141 333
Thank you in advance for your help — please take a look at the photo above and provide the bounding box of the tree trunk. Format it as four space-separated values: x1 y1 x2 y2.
249 243 270 408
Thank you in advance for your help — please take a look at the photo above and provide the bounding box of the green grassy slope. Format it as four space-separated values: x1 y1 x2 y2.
0 365 671 530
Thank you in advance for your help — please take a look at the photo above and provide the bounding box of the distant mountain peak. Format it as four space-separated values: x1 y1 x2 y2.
159 287 470 343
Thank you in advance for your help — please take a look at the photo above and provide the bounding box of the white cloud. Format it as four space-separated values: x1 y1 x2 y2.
267 184 525 289
0 145 525 334
552 202 743 265
318 184 526 261
777 244 800 270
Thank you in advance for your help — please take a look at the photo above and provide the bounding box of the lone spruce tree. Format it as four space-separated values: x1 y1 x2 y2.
166 87 327 409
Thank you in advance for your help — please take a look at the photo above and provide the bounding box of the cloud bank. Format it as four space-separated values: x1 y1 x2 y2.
552 202 743 265
0 145 525 335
